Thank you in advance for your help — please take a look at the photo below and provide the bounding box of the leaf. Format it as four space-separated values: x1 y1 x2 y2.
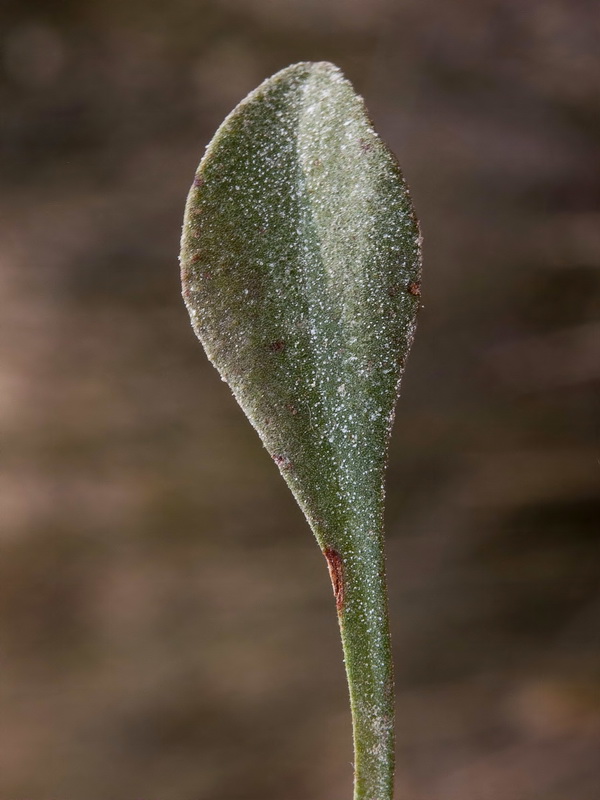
180 62 421 800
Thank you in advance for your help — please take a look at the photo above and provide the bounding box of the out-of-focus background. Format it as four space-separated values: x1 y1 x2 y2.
1 1 599 798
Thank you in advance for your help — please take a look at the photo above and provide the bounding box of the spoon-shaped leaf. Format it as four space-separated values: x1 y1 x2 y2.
180 61 421 800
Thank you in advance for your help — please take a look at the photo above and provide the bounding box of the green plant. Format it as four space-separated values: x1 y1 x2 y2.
180 61 421 800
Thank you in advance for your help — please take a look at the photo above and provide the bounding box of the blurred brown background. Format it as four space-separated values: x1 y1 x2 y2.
1 1 599 798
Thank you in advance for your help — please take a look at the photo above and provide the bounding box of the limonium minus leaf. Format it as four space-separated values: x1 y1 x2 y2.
180 62 421 800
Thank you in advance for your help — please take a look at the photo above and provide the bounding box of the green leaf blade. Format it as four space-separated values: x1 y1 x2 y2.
181 61 420 539
181 61 421 799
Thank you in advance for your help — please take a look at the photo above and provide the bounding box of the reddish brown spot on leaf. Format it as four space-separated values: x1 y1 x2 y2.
408 281 421 297
324 548 344 611
269 340 286 352
193 175 205 187
273 454 292 470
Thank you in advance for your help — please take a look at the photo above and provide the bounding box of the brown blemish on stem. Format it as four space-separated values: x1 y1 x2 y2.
324 548 344 611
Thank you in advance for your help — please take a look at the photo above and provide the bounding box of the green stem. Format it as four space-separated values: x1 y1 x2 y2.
324 530 395 800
